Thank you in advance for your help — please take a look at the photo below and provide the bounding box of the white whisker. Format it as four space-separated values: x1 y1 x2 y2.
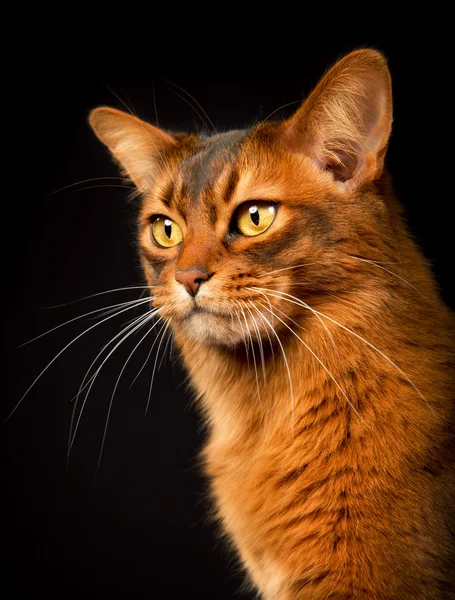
257 262 329 278
48 176 126 196
103 82 137 117
347 255 427 299
254 287 430 414
102 82 176 187
152 77 160 128
255 305 294 430
69 307 155 409
164 78 217 134
250 303 275 365
234 300 250 367
159 328 174 371
6 297 153 423
317 308 431 411
249 287 339 358
129 320 168 389
69 308 161 454
258 257 404 282
95 311 163 471
259 282 315 287
72 184 135 193
43 286 151 309
239 300 261 404
258 300 364 423
145 321 171 416
19 296 152 348
257 100 302 124
119 86 140 121
245 301 267 384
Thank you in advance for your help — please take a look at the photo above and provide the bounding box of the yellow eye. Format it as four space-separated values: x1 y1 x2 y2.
235 201 277 236
151 216 183 248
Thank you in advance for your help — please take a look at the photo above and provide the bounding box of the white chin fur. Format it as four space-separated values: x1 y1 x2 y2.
179 312 245 347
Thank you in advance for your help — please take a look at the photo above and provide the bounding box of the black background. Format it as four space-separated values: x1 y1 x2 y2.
5 46 454 598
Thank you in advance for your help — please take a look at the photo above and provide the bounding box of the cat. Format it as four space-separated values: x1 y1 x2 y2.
89 51 455 599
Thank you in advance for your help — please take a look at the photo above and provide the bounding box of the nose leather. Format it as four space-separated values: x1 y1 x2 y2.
175 268 210 297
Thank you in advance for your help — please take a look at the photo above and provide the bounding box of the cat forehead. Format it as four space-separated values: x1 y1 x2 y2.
145 123 320 221
178 129 246 203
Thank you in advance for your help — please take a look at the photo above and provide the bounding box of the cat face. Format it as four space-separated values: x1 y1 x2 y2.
137 127 346 346
90 50 393 347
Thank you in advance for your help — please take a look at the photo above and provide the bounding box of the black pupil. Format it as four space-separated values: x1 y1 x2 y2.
164 222 172 238
250 207 260 226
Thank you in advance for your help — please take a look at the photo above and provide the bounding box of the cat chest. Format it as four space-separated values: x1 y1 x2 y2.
204 434 360 559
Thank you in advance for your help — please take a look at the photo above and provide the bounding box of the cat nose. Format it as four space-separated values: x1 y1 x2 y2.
175 268 210 297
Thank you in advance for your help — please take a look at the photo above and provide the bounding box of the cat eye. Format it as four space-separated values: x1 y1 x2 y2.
151 216 183 248
235 201 277 237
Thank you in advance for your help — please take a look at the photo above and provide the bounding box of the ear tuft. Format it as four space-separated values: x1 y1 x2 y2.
89 107 176 190
284 49 393 189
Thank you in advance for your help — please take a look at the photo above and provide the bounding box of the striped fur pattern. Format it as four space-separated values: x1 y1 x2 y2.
89 51 455 598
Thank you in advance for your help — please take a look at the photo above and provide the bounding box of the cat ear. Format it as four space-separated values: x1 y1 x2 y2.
284 49 392 190
89 107 176 190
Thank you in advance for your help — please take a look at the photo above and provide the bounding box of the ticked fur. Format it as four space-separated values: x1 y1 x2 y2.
90 52 455 599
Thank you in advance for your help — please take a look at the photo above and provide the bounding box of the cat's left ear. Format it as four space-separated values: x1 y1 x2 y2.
89 107 176 190
283 49 393 191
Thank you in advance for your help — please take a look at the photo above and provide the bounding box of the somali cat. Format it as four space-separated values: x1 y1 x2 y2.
89 51 455 599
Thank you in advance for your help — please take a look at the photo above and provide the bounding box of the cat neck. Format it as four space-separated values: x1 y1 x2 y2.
176 297 422 444
174 257 452 451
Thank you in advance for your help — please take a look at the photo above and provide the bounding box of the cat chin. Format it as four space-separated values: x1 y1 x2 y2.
179 312 244 347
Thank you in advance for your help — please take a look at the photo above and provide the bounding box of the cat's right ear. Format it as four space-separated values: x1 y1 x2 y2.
89 107 176 191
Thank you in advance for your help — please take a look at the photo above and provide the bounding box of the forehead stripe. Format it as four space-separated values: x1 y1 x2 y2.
158 179 174 207
223 167 240 203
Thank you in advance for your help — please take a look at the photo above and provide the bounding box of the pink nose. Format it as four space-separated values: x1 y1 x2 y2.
175 268 210 297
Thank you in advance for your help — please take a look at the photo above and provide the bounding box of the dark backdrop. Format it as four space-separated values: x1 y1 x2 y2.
5 48 454 599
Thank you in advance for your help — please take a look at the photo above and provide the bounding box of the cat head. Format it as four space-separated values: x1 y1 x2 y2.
89 50 393 347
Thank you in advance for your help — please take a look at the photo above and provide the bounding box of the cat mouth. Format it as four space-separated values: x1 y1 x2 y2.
186 304 228 319
180 306 241 346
